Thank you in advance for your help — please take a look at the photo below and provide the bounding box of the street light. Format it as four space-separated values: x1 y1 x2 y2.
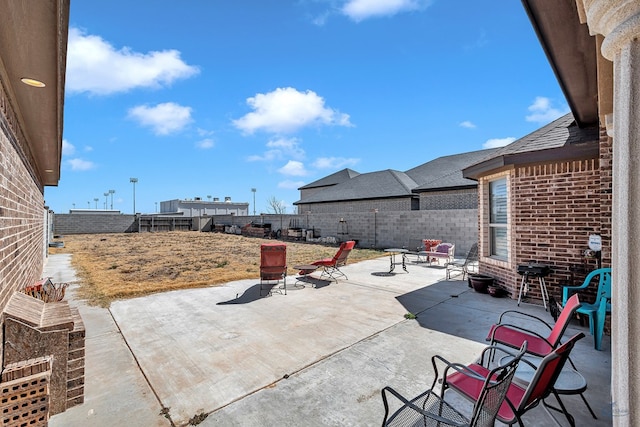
109 189 115 210
130 178 138 214
251 188 256 216
104 192 109 209
94 198 99 209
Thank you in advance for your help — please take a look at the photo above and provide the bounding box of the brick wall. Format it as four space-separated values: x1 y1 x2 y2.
0 99 46 314
478 156 609 302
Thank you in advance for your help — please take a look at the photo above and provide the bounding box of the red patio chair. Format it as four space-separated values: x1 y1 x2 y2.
442 333 586 426
260 243 287 295
381 342 527 427
310 240 355 282
486 293 581 361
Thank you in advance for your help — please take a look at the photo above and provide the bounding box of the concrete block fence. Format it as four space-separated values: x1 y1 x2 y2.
53 209 478 256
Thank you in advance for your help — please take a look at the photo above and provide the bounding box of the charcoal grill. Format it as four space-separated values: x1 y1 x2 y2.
517 262 552 309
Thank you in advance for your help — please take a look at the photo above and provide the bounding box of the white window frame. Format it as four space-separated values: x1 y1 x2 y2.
488 177 508 260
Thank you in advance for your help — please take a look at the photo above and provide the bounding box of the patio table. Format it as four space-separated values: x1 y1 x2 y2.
384 248 408 273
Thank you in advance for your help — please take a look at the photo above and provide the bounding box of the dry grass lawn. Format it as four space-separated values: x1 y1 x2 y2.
50 232 384 307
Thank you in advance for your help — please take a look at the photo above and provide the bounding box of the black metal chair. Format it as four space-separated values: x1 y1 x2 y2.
381 342 527 427
445 243 478 280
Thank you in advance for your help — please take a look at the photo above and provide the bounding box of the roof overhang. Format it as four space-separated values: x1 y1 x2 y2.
463 140 600 181
521 0 599 127
0 0 69 187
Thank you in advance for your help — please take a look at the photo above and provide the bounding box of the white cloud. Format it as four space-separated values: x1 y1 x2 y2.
197 128 215 137
128 102 193 135
525 96 569 124
248 137 305 162
67 158 95 171
66 27 199 95
483 137 516 149
196 138 214 149
84 146 94 152
278 160 308 176
341 0 432 22
459 121 476 129
278 180 306 189
62 139 75 156
313 157 360 169
233 87 352 135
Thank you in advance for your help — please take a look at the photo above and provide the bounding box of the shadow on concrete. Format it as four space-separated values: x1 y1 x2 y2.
217 284 274 304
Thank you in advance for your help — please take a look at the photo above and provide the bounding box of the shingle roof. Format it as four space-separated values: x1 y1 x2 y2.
298 168 360 190
408 148 500 192
296 170 417 204
463 113 599 179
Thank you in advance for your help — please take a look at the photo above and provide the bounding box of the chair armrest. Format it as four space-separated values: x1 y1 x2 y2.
431 354 490 384
497 309 553 331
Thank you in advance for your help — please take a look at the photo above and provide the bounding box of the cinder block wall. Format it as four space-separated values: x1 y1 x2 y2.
53 210 479 257
479 157 608 301
53 214 138 235
0 98 45 314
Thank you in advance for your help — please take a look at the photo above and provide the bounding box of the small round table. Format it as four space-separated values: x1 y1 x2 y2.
384 248 408 273
293 264 318 288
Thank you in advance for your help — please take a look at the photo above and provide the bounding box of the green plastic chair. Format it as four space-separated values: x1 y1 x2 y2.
562 267 611 350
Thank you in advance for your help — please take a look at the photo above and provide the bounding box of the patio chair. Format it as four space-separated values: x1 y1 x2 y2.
423 242 455 265
562 267 611 350
486 294 581 365
381 342 527 427
260 243 287 295
310 240 355 282
445 243 478 280
443 333 586 426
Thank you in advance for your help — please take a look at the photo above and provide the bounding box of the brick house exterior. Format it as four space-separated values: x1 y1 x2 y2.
463 113 610 303
0 1 68 311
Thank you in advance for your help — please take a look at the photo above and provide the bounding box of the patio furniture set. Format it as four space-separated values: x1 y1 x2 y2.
382 294 596 426
259 241 356 296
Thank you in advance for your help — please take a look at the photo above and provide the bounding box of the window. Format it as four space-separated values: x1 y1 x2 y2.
489 178 508 259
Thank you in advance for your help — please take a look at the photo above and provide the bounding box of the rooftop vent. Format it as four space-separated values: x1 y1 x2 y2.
225 197 231 203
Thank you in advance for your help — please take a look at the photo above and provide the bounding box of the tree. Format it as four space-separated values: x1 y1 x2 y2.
266 196 286 214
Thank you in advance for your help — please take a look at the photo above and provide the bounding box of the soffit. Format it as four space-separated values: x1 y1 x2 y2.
0 0 69 186
521 0 599 127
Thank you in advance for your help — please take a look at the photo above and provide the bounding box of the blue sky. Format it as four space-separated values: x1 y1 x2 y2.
45 0 569 214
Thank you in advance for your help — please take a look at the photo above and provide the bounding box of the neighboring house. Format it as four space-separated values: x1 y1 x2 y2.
0 3 68 309
295 149 498 214
517 0 637 422
462 113 605 297
160 197 249 217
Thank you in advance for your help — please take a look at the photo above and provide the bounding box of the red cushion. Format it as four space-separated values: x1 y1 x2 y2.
445 363 526 424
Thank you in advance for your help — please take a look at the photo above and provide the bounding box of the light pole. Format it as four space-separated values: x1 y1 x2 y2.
251 188 256 216
104 192 109 209
109 189 115 210
130 178 138 214
94 198 99 209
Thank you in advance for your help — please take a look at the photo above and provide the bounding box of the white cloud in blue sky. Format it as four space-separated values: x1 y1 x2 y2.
483 137 516 149
341 0 432 22
459 121 476 129
67 158 95 171
313 157 360 169
526 96 569 124
128 102 193 135
62 139 75 156
233 87 352 135
196 139 214 149
278 160 308 176
66 27 199 95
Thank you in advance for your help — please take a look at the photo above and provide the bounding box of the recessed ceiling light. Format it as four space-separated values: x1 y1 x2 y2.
20 78 46 88
45 169 54 173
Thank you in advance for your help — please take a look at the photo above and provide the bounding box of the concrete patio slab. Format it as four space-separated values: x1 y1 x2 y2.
46 253 612 427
